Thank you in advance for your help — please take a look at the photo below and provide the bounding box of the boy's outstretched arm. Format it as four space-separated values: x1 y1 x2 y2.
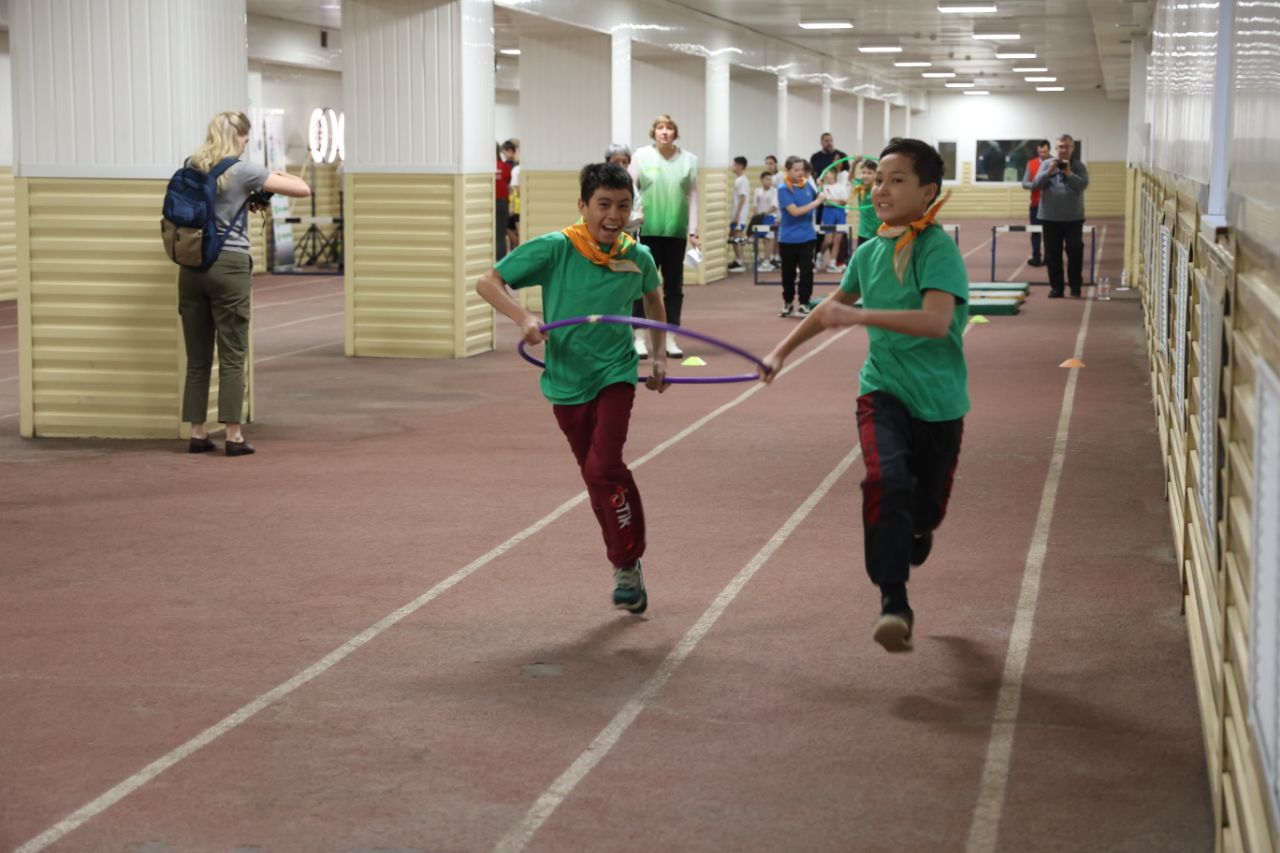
758 288 860 384
641 289 670 393
476 269 544 346
820 289 956 339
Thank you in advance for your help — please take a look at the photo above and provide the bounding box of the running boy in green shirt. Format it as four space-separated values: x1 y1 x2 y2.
758 139 968 653
476 163 669 614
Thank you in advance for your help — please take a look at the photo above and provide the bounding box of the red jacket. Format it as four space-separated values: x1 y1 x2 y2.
495 158 512 201
1026 157 1044 207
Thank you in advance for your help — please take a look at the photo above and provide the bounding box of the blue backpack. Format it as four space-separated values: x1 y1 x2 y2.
160 157 252 271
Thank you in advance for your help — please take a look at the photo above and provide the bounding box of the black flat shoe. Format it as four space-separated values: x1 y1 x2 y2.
225 440 256 457
188 437 216 454
1048 290 1065 299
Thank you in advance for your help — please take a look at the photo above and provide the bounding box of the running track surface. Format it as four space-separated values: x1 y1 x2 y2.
0 218 1215 851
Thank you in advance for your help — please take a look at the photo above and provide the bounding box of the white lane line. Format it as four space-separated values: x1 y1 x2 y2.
964 245 1100 853
494 444 864 853
255 290 344 309
964 238 992 260
0 347 17 355
252 276 338 294
15 330 855 853
0 323 15 330
0 412 17 420
255 310 345 332
0 375 16 384
495 323 977 853
254 341 342 365
1006 258 1028 282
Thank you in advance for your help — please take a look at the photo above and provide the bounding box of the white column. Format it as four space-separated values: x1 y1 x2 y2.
776 75 788 163
9 0 248 438
821 84 832 134
343 0 497 359
904 104 912 138
856 95 865 155
611 30 631 148
345 0 493 173
883 100 892 143
704 51 730 167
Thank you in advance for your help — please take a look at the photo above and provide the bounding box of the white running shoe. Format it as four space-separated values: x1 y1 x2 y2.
758 261 776 272
635 332 649 359
665 334 684 358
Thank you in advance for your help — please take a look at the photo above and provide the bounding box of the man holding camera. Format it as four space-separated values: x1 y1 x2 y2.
1031 134 1090 298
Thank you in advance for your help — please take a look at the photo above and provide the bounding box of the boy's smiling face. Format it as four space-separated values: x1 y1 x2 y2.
578 186 633 245
872 153 938 227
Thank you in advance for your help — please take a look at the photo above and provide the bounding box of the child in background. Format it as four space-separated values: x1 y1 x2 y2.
475 163 670 614
818 168 850 274
728 156 750 274
853 157 881 247
758 139 968 654
752 171 779 272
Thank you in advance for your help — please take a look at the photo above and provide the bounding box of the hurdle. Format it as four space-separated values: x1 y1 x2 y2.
751 221 960 286
990 223 1096 285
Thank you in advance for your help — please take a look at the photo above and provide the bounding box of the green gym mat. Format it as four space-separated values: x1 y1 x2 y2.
968 298 1021 316
968 282 1030 292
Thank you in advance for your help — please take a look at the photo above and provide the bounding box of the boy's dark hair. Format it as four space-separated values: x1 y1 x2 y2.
760 170 773 180
1037 139 1051 148
879 137 945 197
734 156 748 167
580 162 634 202
501 139 519 153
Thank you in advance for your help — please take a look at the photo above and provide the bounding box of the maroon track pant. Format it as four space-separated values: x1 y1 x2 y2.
553 383 645 569
856 391 964 588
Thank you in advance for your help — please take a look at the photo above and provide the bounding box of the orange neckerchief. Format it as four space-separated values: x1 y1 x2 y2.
784 176 808 191
877 190 952 282
561 222 635 266
853 182 873 202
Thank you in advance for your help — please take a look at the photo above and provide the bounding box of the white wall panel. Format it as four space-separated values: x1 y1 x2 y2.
914 91 1131 178
831 91 859 159
10 0 246 178
257 63 342 166
519 32 610 170
1231 0 1280 206
784 84 822 162
1147 0 1217 183
632 55 705 157
343 0 494 173
0 31 11 166
246 13 342 72
728 66 775 167
495 89 519 147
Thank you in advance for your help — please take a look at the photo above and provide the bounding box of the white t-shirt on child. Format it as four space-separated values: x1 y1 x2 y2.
733 174 750 221
753 186 778 216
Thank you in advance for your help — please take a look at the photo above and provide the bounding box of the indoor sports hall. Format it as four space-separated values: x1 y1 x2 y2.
1 2 1277 851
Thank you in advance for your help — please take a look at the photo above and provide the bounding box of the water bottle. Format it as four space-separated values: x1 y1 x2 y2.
1117 269 1130 292
1097 276 1112 301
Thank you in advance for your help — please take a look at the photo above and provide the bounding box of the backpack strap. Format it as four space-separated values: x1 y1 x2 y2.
207 158 258 261
209 157 241 180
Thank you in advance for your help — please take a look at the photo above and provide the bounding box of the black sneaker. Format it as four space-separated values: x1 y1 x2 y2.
873 606 914 653
613 561 648 614
727 261 745 273
910 531 933 567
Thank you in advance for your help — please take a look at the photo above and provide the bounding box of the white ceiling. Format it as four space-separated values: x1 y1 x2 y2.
246 0 1151 98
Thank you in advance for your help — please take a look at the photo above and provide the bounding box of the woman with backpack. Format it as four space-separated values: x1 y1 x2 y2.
178 111 310 456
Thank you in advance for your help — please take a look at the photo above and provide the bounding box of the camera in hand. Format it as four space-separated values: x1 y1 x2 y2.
1056 160 1069 169
248 189 274 207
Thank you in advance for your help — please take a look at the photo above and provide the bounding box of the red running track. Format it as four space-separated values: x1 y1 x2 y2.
0 221 1213 851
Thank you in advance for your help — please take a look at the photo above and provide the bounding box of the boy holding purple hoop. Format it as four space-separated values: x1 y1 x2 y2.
760 139 968 653
476 163 668 614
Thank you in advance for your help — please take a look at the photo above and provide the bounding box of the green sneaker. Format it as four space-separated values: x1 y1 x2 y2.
612 561 648 614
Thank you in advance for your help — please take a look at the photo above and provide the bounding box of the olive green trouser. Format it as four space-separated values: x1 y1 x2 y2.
178 251 252 424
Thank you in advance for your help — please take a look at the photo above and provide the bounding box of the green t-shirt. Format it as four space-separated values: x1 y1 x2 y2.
634 145 698 238
839 224 970 421
496 232 660 405
855 187 882 239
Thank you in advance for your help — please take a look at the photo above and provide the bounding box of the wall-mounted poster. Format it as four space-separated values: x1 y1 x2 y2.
1173 242 1191 422
1158 225 1172 357
1250 357 1280 832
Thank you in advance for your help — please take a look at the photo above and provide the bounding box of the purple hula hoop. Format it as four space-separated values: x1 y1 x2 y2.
516 315 768 384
